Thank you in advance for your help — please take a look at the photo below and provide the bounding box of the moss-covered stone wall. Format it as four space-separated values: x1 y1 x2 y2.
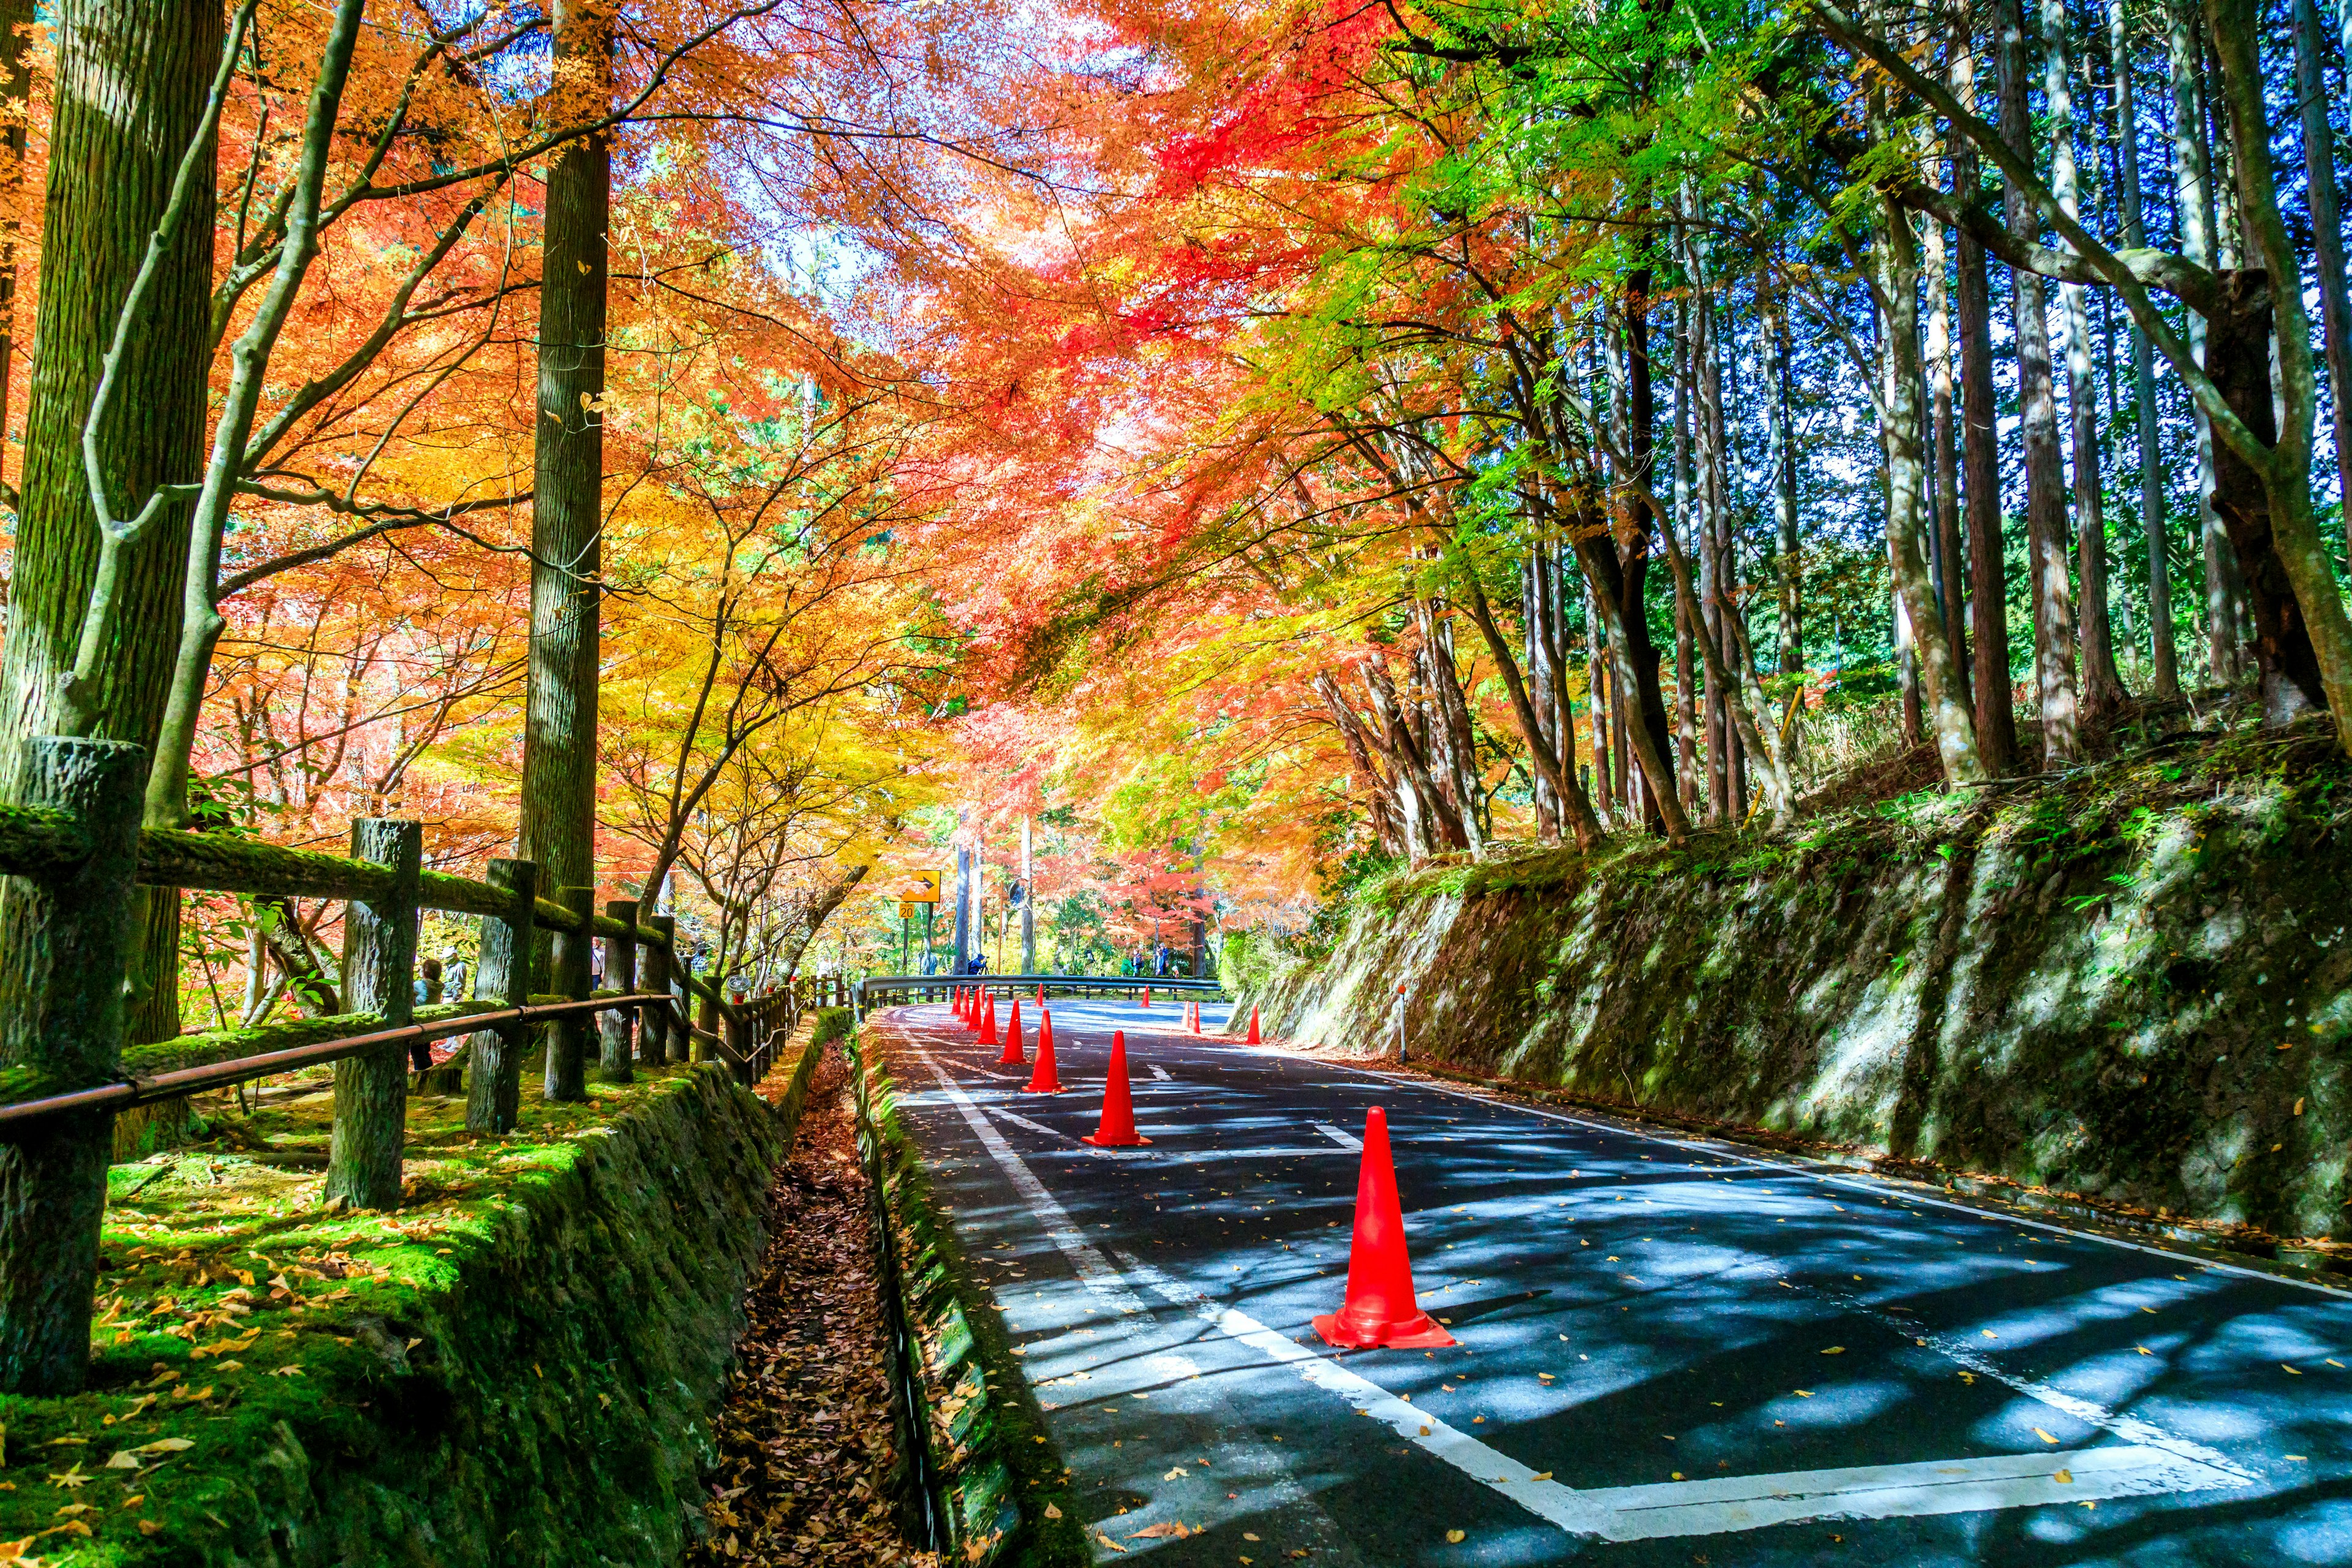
0 1065 780 1565
1242 729 2352 1240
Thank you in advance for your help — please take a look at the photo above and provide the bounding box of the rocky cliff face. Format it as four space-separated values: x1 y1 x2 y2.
1237 728 2352 1240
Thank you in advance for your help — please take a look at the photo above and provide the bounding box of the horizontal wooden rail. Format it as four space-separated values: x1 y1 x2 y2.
0 992 678 1128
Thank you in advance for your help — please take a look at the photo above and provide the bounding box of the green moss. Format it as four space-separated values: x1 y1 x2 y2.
1243 728 2352 1242
1 1065 779 1566
850 1032 1091 1568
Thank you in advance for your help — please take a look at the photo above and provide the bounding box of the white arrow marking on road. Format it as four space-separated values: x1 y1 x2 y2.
1149 1065 1173 1082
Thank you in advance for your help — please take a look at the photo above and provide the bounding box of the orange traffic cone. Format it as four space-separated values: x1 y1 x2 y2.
1083 1030 1149 1146
979 991 997 1046
1142 985 1153 1008
998 999 1025 1065
1314 1108 1453 1349
1188 1001 1200 1035
1024 1008 1063 1093
1036 983 1044 1005
1246 1005 1261 1044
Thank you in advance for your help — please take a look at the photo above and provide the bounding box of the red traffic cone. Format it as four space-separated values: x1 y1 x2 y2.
1189 1001 1200 1035
1314 1108 1453 1350
1142 985 1153 1008
980 991 997 1046
998 999 1025 1065
1024 1008 1063 1093
1083 1030 1150 1146
1246 1005 1261 1044
1036 983 1044 1004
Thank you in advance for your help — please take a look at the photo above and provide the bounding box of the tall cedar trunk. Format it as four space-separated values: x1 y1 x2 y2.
0 3 222 1159
2294 0 2352 560
1586 582 1612 820
2168 0 2247 680
1924 214 1972 710
520 0 611 954
2111 0 2180 696
2043 0 2126 720
1692 285 1729 820
1950 23 2019 772
1617 270 1677 832
1876 193 1987 783
1707 322 1744 811
1770 300 1804 676
1673 291 1702 805
1997 0 2081 763
1521 554 1557 840
2204 276 2329 717
2202 0 2351 726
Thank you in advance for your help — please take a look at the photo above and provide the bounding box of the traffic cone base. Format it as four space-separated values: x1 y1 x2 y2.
1023 1009 1063 1093
997 999 1025 1065
1313 1107 1455 1351
1084 1030 1148 1145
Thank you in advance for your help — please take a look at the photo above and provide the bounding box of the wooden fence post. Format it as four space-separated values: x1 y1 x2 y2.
652 914 690 1061
599 898 636 1083
640 912 671 1069
326 818 420 1211
0 737 144 1394
545 885 595 1101
725 1009 751 1085
466 858 538 1134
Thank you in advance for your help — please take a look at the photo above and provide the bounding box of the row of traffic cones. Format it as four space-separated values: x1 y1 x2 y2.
946 989 1440 1351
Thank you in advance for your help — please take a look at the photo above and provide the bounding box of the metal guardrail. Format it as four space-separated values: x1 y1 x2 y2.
0 992 679 1126
853 972 1224 1019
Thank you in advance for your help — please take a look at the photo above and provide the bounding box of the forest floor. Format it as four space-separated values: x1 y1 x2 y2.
685 1047 933 1568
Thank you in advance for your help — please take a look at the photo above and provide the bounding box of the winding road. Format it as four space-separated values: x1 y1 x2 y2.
875 999 2351 1566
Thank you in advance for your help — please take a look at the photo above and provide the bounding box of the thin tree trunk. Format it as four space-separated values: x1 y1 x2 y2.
2169 0 2247 682
520 0 612 949
1923 218 1970 707
2294 0 2352 562
2043 0 2127 722
1999 0 2081 762
2111 0 2182 696
1951 20 2019 771
1673 292 1702 806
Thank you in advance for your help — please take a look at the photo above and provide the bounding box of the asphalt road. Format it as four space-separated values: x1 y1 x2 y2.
878 998 2352 1566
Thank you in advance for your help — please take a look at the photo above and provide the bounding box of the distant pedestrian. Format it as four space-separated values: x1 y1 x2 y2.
410 959 444 1074
443 949 469 1000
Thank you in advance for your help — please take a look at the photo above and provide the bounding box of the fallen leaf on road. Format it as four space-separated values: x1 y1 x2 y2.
1044 1504 1061 1520
1094 1534 1126 1551
1793 1390 1813 1398
2054 1469 2073 1483
1820 1347 1844 1355
1163 1468 1186 1480
1446 1529 1466 1543
2033 1428 2059 1445
1126 1521 1189 1539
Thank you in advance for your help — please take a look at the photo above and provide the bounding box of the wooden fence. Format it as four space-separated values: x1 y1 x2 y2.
0 734 809 1394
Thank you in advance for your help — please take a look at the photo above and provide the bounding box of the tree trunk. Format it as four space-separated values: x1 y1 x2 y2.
1924 223 1969 706
1672 297 1702 807
2168 0 2247 682
2294 0 2352 563
1998 0 2081 763
2111 0 2181 697
519 0 612 946
1950 23 2019 772
0 2 222 1167
2042 0 2126 722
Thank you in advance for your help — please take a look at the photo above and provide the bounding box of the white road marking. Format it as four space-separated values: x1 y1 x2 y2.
1149 1065 1173 1082
1314 1121 1363 1151
1118 1260 2245 1542
915 1030 2254 1543
914 1047 1146 1311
